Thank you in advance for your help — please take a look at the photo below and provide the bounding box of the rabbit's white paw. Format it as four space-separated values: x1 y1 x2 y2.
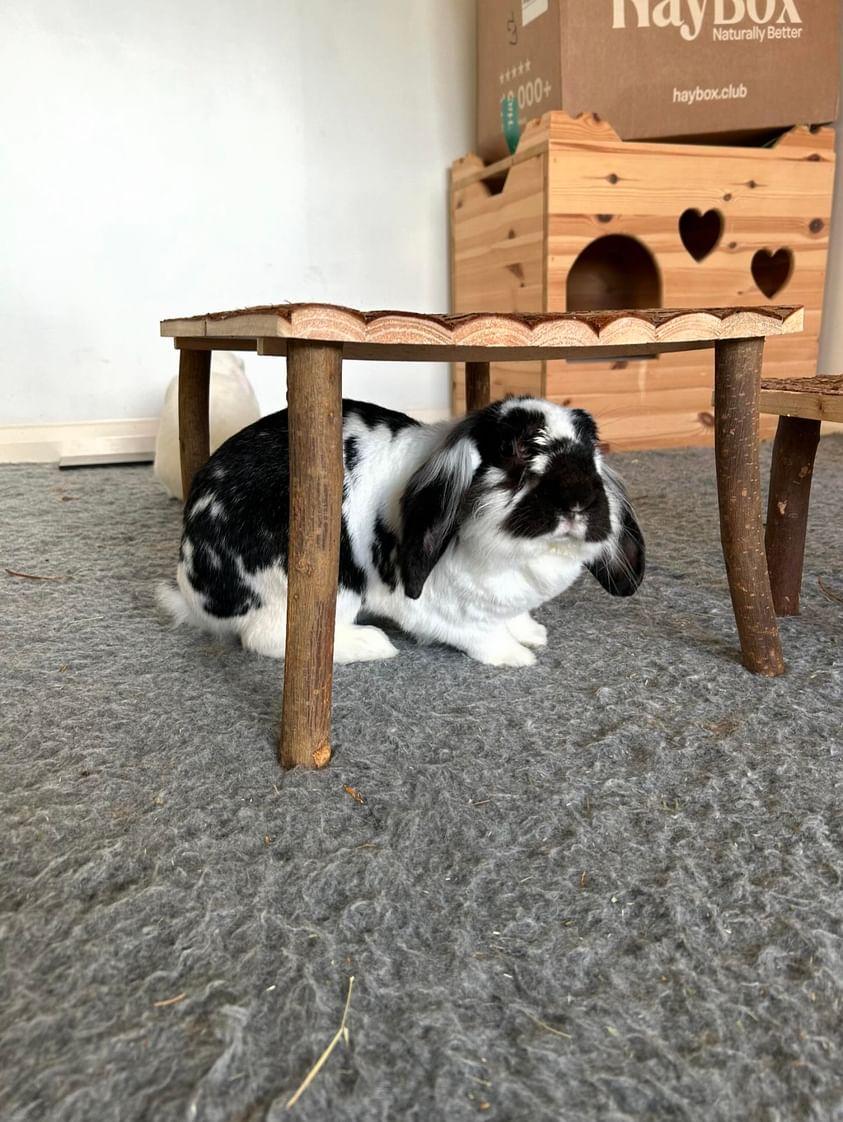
470 637 537 668
507 613 548 648
334 624 399 664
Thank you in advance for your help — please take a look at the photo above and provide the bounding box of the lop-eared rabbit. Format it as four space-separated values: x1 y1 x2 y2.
158 396 644 667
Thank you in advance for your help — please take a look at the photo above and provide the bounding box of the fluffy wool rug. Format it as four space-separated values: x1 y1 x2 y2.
1 439 841 1122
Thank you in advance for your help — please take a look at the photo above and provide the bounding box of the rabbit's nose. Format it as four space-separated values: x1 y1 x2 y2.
557 513 587 539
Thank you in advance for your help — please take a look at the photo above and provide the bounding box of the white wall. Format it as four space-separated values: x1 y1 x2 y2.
0 0 476 425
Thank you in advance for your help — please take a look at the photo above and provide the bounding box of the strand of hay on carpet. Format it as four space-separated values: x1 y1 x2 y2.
286 975 355 1110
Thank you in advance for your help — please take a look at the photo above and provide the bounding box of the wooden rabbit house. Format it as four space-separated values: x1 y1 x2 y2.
450 111 835 449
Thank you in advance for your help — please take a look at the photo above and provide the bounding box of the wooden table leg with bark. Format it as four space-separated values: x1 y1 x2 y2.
764 416 822 617
279 340 345 770
713 338 785 677
178 348 211 499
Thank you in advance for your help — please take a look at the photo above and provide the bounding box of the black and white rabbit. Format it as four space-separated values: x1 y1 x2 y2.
158 396 644 667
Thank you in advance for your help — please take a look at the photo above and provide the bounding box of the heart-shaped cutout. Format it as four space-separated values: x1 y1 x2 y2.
751 248 793 298
679 208 723 262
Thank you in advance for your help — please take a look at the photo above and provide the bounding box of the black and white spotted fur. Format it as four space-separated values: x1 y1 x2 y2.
158 396 645 667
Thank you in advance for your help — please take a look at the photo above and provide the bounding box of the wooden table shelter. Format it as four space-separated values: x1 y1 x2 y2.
161 302 805 770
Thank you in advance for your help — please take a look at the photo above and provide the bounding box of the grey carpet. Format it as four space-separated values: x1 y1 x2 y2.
1 440 841 1122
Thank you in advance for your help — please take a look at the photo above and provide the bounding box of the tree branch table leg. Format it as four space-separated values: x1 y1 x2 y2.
465 361 491 412
764 415 821 616
713 338 784 676
178 348 211 501
279 341 344 770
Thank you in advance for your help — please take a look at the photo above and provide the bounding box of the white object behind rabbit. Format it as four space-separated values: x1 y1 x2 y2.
158 396 644 667
153 351 261 500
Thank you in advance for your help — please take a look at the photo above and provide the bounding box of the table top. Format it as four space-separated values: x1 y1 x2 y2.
760 374 843 424
161 303 803 362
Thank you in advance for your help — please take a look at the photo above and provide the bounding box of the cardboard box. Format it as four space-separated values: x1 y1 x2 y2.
477 0 840 162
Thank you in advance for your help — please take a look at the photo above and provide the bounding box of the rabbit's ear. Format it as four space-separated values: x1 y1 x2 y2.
587 472 645 597
399 427 480 599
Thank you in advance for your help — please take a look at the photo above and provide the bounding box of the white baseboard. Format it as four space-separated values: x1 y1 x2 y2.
0 418 159 463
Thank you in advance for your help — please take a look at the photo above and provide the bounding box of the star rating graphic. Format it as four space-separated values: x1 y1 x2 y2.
499 59 532 84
